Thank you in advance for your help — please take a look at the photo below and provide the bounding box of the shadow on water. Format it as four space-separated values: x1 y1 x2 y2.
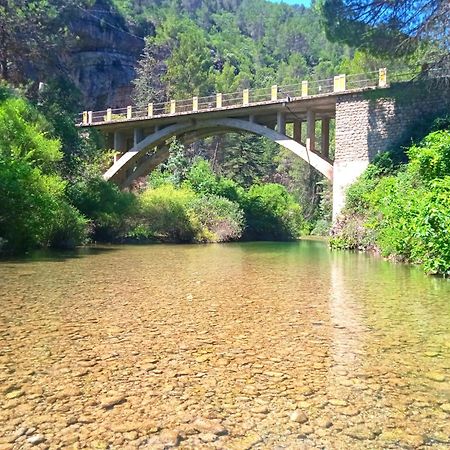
0 245 119 264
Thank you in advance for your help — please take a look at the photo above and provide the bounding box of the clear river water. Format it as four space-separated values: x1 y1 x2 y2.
0 240 450 449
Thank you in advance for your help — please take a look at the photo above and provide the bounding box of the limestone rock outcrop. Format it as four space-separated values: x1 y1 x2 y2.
66 0 146 109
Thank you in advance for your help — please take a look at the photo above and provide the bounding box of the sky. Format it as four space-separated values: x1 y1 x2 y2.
268 0 311 6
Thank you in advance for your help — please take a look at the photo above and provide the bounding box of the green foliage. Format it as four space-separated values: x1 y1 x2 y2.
136 184 197 242
189 195 245 242
218 135 278 188
48 201 89 250
67 177 137 241
330 213 376 251
141 157 307 243
164 23 214 98
132 38 167 108
133 183 246 243
131 0 349 105
320 0 447 67
310 179 332 235
242 183 304 241
0 157 87 252
148 140 190 188
407 131 450 181
184 158 243 202
334 127 450 276
0 92 88 253
411 177 450 276
0 97 61 172
34 76 105 179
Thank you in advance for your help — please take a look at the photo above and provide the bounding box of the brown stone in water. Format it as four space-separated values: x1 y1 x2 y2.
290 410 308 423
229 432 262 450
192 418 228 435
109 422 140 433
100 394 126 409
345 426 376 440
151 430 181 447
329 399 348 407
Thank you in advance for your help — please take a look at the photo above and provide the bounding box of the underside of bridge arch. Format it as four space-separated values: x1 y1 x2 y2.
104 118 333 188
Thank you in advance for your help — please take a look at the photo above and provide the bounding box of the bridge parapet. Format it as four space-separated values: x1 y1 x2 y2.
80 69 393 127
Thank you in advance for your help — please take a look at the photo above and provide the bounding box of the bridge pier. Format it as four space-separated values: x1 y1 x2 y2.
134 128 145 146
293 120 302 144
306 110 315 153
321 118 330 159
113 131 126 163
277 112 286 135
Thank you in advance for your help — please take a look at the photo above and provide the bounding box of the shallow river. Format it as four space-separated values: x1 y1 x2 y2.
1 241 450 449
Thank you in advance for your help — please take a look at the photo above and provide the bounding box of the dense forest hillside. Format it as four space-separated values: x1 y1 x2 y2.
63 0 351 109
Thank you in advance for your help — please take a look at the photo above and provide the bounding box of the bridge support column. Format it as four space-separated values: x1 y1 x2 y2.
321 118 330 159
293 120 302 144
277 112 286 135
306 110 315 153
113 131 126 163
134 128 145 147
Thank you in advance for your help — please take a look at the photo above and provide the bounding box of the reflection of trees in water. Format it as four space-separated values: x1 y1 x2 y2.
328 251 367 373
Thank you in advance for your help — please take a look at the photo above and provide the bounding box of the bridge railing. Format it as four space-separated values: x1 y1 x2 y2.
79 68 401 126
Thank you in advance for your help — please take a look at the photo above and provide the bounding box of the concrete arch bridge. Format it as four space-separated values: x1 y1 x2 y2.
79 69 449 218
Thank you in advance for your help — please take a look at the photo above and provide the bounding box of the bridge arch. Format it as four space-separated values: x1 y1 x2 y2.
104 118 333 187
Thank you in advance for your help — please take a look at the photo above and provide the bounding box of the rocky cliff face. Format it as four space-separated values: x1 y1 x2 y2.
66 1 146 110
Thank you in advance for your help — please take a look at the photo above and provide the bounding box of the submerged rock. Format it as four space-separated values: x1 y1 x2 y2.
26 435 45 445
290 410 308 423
100 393 127 409
192 418 228 435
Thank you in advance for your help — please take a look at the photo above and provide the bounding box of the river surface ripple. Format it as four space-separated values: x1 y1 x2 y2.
1 241 450 449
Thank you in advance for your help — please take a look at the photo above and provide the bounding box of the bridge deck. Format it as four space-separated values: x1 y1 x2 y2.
79 69 398 132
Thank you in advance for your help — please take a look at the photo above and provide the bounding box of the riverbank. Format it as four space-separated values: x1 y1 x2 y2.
331 122 450 277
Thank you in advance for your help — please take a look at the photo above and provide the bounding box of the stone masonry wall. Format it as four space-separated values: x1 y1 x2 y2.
333 81 450 218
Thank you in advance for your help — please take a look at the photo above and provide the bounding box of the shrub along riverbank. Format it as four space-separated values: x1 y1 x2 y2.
331 118 450 276
0 89 306 255
68 158 306 245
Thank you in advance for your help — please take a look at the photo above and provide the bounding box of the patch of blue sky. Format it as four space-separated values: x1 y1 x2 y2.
267 0 311 7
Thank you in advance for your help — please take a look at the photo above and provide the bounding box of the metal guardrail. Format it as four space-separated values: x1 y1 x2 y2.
79 68 396 126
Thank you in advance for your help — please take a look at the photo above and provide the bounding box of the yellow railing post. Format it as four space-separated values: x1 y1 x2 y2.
243 89 249 106
82 111 88 125
127 106 132 119
333 76 339 92
216 93 222 108
334 74 346 92
271 85 278 101
193 96 198 111
106 108 112 122
170 100 176 114
301 81 308 97
148 103 153 117
379 68 387 87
